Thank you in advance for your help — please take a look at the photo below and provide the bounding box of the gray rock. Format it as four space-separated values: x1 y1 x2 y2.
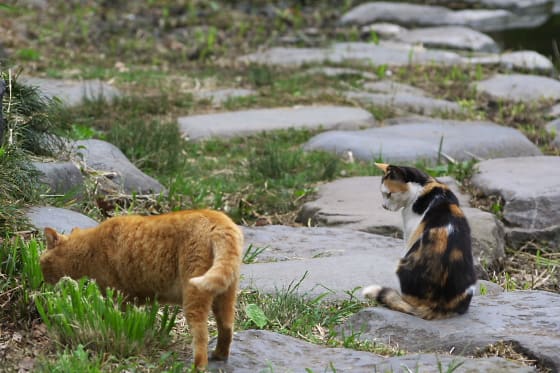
398 26 500 53
303 117 541 164
471 156 560 229
26 206 98 234
304 67 377 80
208 330 535 373
193 88 256 106
460 0 554 14
32 161 83 195
506 225 560 249
469 51 555 73
177 106 376 141
240 41 463 67
21 77 120 107
341 290 560 371
546 118 560 147
74 139 166 194
339 2 543 31
361 22 408 39
298 176 504 272
345 90 462 116
474 74 560 102
549 103 560 118
363 80 427 96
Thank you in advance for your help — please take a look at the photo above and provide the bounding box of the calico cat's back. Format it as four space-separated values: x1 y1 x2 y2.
363 164 476 319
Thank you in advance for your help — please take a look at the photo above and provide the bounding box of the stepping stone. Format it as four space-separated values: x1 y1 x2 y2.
397 26 500 53
303 117 541 164
341 290 560 371
474 74 560 102
363 80 428 97
339 2 541 31
209 330 535 372
239 41 462 67
460 0 553 14
345 90 461 116
21 77 120 107
471 156 560 230
32 161 83 195
361 22 408 39
193 88 256 106
304 67 377 80
74 139 166 195
297 176 504 273
546 118 560 147
26 206 98 234
177 105 375 141
469 51 555 73
549 103 560 118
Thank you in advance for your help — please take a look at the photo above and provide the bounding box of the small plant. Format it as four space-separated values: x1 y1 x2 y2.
243 244 266 264
37 345 103 373
35 278 179 357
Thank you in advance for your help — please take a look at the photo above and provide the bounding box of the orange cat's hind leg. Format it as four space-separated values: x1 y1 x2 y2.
183 284 213 371
211 282 237 361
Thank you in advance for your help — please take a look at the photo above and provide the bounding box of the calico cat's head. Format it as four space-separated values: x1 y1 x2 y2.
374 163 432 211
40 227 80 284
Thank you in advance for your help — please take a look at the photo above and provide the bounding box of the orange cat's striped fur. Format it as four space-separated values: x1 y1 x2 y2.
40 209 243 370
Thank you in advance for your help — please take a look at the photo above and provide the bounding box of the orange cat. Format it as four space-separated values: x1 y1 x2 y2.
40 209 243 371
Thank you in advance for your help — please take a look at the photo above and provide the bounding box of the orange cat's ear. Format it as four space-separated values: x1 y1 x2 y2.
44 227 60 250
374 163 390 173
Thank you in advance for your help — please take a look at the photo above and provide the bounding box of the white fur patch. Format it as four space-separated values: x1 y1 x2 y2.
362 284 382 299
189 276 206 290
446 223 455 235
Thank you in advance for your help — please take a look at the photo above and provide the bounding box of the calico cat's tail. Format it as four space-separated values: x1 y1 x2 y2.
189 225 244 295
362 285 474 320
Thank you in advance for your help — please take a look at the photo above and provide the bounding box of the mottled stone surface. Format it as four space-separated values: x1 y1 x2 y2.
208 330 535 373
399 26 500 52
21 77 120 106
469 51 555 73
193 88 256 106
341 290 560 371
26 206 98 233
32 161 83 195
546 118 560 147
178 106 375 141
474 74 560 102
74 139 166 194
471 156 560 229
303 117 541 164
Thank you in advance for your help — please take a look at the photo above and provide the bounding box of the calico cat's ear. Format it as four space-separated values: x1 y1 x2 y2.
44 227 60 250
374 163 390 173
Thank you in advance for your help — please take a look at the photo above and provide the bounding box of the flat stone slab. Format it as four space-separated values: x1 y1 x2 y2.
363 80 427 96
240 41 462 67
341 290 560 371
177 105 375 141
298 176 504 272
304 67 378 80
208 330 535 372
32 161 83 195
193 88 256 106
471 156 560 229
22 77 120 107
398 26 499 52
469 51 555 73
339 2 545 31
26 206 98 234
546 118 560 147
474 74 560 102
74 139 166 194
303 117 541 164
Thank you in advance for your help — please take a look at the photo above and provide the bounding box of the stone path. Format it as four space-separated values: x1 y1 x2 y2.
26 206 98 234
21 77 120 106
341 290 560 371
394 26 500 53
474 74 560 102
177 106 375 141
193 88 256 106
303 117 541 164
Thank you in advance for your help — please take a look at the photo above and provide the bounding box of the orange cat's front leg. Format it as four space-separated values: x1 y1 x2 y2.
183 284 212 371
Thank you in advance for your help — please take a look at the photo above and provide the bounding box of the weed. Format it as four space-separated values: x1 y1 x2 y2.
243 244 266 264
37 345 103 373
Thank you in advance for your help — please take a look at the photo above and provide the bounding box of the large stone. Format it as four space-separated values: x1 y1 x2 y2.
398 26 500 52
474 74 560 102
208 330 535 372
177 106 375 141
303 117 541 164
341 290 560 371
469 51 555 73
298 176 505 272
73 139 166 194
339 2 545 31
193 88 256 106
32 161 83 195
363 80 427 96
506 225 560 249
239 41 463 67
21 77 120 107
546 118 560 147
460 0 554 14
345 91 462 116
471 156 560 229
26 206 98 234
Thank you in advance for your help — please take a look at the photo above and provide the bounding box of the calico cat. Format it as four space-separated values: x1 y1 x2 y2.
362 163 476 320
40 209 243 370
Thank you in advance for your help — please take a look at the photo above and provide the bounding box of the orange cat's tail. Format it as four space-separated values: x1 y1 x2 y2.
189 226 244 295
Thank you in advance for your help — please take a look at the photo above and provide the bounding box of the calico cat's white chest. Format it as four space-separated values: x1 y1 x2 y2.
401 206 423 248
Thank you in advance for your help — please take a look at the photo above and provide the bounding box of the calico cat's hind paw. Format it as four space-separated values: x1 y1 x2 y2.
362 284 382 299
